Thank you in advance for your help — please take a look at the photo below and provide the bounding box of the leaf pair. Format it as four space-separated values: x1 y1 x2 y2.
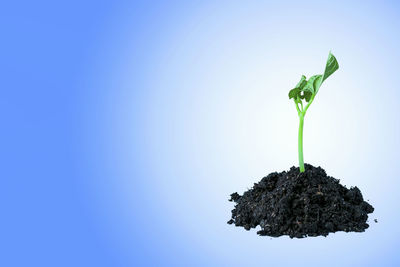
288 52 339 104
288 75 315 102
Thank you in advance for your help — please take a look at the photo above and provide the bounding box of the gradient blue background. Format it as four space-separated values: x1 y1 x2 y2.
2 1 400 266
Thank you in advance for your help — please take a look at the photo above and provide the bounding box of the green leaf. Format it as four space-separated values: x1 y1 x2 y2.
312 75 323 94
303 91 313 102
288 75 306 100
288 88 299 99
322 52 339 83
288 52 339 105
303 75 322 95
295 75 307 89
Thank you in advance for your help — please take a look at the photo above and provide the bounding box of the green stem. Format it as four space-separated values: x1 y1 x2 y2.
298 113 305 172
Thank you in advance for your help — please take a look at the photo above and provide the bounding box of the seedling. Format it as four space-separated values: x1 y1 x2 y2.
229 55 373 237
289 52 339 172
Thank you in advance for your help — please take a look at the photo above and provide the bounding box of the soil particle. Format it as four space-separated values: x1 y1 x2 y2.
228 164 374 238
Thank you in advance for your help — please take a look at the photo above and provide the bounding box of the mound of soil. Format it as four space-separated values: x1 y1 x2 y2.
227 164 374 238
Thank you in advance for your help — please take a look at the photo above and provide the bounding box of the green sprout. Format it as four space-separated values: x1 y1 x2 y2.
289 52 339 172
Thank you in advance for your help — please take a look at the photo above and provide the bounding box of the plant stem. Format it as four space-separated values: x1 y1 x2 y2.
298 113 305 172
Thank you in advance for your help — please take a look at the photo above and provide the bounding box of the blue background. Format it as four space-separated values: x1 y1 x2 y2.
2 1 400 266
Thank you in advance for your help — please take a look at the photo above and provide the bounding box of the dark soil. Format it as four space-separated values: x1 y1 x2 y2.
227 164 374 238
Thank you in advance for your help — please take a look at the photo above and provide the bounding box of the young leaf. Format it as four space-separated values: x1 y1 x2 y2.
322 52 339 83
312 75 323 94
288 75 307 100
295 75 307 89
288 88 299 99
303 75 322 95
303 91 313 102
